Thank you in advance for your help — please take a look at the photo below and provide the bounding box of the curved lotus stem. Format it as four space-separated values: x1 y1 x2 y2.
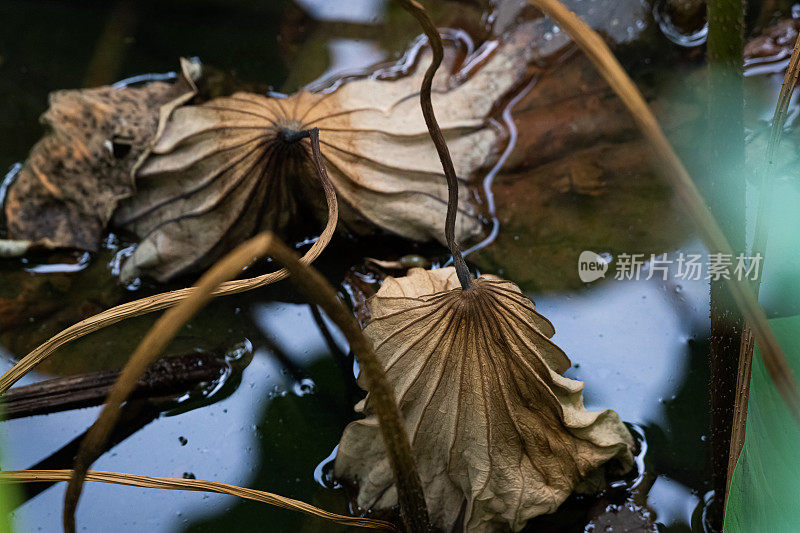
0 469 396 531
397 0 472 291
0 131 338 395
528 0 800 420
63 237 432 532
63 132 431 533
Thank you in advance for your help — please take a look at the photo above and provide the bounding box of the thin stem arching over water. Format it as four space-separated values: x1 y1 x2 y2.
1 469 396 531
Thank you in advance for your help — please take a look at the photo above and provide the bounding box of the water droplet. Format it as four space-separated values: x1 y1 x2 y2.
653 0 708 47
293 378 316 396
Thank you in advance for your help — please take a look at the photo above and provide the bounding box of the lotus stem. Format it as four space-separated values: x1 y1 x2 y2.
397 0 472 291
706 0 746 521
63 130 431 533
2 469 396 531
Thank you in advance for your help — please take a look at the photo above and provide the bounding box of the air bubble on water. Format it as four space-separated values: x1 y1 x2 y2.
225 339 252 362
293 378 316 397
653 0 708 47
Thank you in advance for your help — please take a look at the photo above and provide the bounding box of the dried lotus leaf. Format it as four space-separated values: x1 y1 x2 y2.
4 59 199 251
335 267 634 533
116 24 539 281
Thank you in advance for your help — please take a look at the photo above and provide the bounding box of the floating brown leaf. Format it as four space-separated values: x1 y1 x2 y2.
335 267 634 532
4 59 199 251
113 24 539 281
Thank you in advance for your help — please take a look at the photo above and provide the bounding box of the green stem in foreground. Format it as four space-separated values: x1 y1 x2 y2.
706 0 746 524
728 28 800 499
396 0 472 290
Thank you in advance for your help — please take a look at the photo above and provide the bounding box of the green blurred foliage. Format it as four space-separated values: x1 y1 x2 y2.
725 315 800 532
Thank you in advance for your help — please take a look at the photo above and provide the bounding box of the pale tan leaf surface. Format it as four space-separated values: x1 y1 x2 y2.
116 24 538 281
4 59 199 251
335 267 634 533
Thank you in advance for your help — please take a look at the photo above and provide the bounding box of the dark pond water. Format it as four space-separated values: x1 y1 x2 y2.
1 0 799 531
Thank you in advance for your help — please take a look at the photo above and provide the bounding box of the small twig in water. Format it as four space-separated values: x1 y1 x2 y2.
0 352 227 420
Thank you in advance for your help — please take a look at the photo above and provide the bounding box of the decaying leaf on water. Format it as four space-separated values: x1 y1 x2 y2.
3 59 200 252
113 23 540 281
335 267 635 532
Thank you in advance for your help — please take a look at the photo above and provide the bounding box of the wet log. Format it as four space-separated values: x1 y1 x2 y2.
0 351 227 420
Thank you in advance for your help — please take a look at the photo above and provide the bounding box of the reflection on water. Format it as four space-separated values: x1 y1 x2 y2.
0 255 713 532
310 39 386 86
532 246 711 531
648 475 700 529
537 269 708 426
652 0 708 48
295 0 387 24
1 303 355 532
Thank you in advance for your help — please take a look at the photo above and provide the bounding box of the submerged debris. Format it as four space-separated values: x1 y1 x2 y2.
4 59 199 252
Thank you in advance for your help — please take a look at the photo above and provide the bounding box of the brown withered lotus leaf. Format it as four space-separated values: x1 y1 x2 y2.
4 59 199 251
335 267 634 533
114 24 539 281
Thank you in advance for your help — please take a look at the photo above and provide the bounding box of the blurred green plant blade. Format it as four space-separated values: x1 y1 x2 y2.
725 315 800 532
0 408 19 533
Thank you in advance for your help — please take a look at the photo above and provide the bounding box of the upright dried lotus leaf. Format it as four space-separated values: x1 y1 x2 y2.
116 24 539 281
4 59 199 251
335 267 634 533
